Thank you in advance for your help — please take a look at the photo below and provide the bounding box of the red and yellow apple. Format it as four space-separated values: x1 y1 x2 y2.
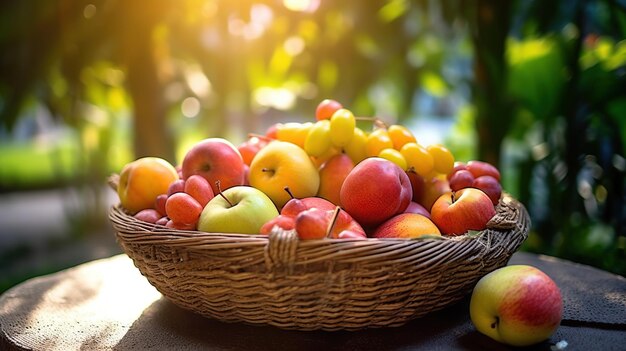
470 265 563 347
430 188 496 236
372 213 440 239
340 157 412 227
117 157 179 214
181 138 245 194
317 153 354 206
295 207 366 240
248 141 320 209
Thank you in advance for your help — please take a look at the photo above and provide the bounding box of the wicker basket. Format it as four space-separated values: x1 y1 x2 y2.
108 193 529 331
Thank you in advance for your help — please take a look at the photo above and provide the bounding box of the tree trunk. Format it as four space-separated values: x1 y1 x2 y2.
470 0 512 168
121 1 175 163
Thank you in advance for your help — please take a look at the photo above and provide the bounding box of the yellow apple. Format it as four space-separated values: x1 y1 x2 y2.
117 157 179 214
248 141 320 209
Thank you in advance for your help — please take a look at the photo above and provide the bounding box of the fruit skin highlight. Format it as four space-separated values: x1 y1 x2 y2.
340 157 412 228
469 265 563 347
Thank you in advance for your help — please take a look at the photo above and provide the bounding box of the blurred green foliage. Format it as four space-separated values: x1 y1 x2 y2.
0 0 624 276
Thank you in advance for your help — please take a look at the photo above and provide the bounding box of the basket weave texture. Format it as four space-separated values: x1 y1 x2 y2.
109 194 529 331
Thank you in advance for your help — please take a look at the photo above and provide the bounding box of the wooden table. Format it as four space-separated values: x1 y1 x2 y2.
1 252 625 350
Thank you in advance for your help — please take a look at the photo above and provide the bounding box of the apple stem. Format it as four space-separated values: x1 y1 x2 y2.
451 191 457 204
326 206 341 239
283 187 296 199
261 168 275 176
491 316 499 329
215 180 234 207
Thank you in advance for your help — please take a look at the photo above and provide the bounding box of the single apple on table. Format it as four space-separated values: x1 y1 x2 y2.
340 157 412 228
470 265 563 347
430 188 496 236
181 138 246 194
249 141 320 209
372 213 440 239
117 157 179 214
198 185 279 234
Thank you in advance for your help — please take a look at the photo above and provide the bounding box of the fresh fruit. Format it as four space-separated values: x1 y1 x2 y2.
155 194 168 216
295 207 366 240
470 265 563 347
365 128 393 157
237 136 269 166
344 127 368 164
387 124 416 150
181 138 245 194
417 175 451 211
133 208 162 224
372 213 441 239
473 175 503 205
184 174 214 207
167 179 186 196
406 169 425 203
467 160 501 181
378 148 407 170
317 153 354 206
403 201 431 218
448 169 475 191
315 99 343 121
165 192 203 228
400 142 434 177
259 214 295 235
329 108 356 147
430 188 496 236
249 141 320 209
281 190 337 217
304 120 332 157
426 144 455 175
275 122 313 148
198 185 279 234
117 157 179 214
340 157 412 227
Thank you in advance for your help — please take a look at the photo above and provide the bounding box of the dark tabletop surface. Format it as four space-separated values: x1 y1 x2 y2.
1 251 625 351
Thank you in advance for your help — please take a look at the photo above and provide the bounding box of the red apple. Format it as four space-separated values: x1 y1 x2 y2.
315 99 343 121
184 174 214 207
430 188 496 236
473 175 502 205
155 194 168 217
467 160 501 181
134 208 162 224
181 138 245 194
260 214 296 235
372 213 441 239
317 153 354 206
447 161 467 180
295 207 365 240
165 192 203 228
406 169 425 203
449 169 475 191
281 188 336 218
340 157 412 227
167 179 186 196
404 201 431 218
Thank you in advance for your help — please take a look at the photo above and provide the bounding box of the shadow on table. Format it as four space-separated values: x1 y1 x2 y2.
112 295 500 351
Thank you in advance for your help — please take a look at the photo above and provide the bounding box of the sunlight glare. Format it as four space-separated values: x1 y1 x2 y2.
83 4 96 19
182 97 201 118
283 0 320 13
284 36 305 56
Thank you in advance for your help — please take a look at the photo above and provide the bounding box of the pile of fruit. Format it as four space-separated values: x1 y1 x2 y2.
116 99 504 240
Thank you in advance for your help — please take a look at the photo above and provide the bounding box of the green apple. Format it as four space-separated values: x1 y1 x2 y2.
198 186 279 234
469 265 563 347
